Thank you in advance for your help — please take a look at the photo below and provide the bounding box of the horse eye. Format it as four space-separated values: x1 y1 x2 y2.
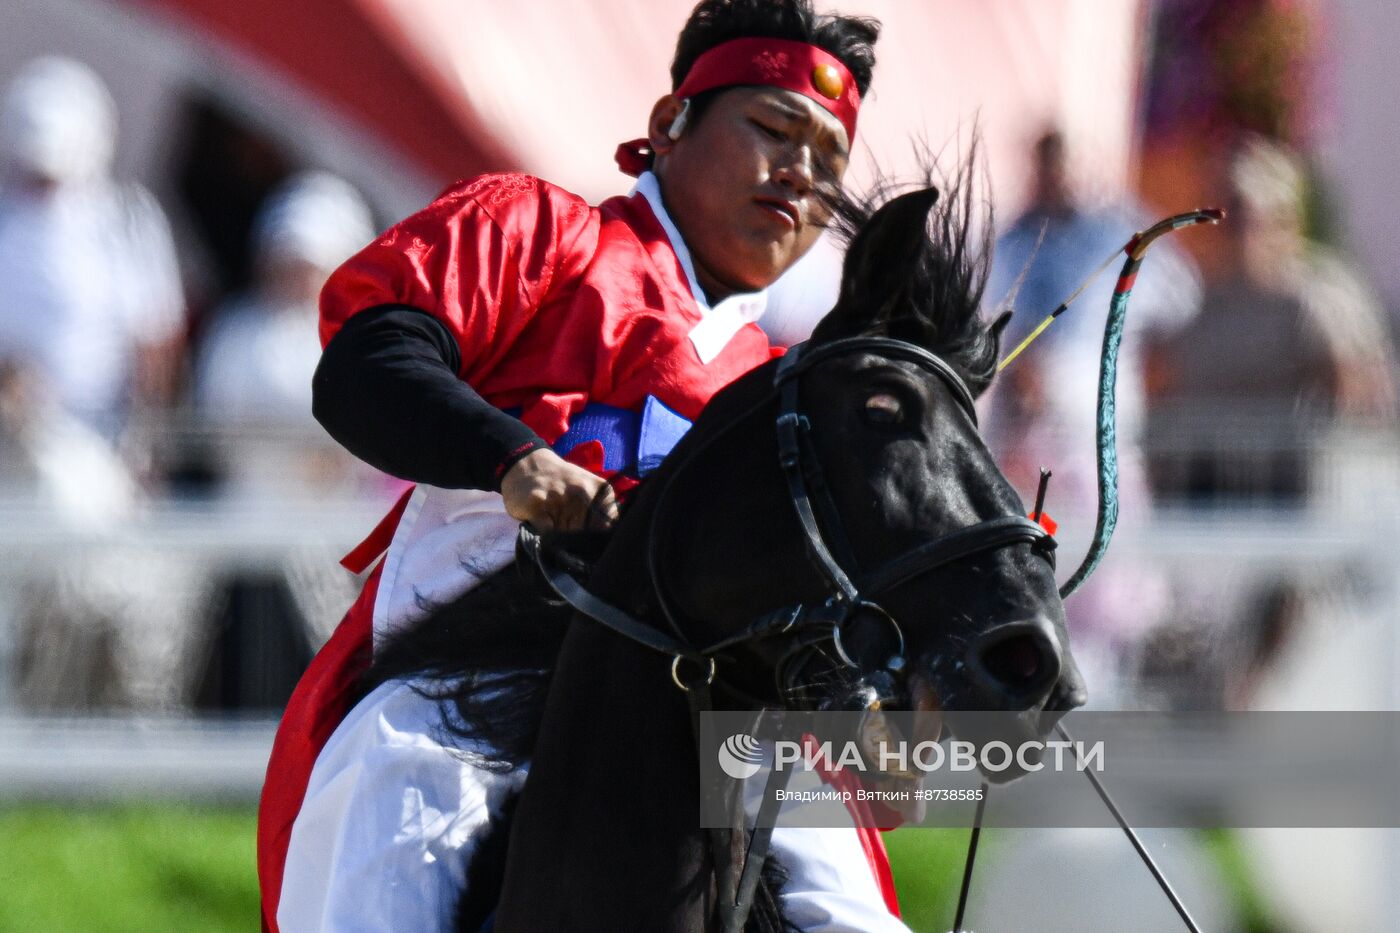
863 392 904 424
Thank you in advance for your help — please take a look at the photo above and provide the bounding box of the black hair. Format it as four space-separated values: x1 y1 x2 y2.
670 0 880 127
672 0 879 95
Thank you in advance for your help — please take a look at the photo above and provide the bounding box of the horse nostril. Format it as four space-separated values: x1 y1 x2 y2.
971 625 1059 699
984 635 1042 684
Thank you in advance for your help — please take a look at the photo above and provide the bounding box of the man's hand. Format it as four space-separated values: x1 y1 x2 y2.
500 448 619 532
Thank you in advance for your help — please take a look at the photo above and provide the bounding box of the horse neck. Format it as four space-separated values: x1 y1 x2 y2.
492 490 724 932
494 377 805 931
493 614 718 931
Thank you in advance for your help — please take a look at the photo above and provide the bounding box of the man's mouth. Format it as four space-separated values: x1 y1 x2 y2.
753 196 799 229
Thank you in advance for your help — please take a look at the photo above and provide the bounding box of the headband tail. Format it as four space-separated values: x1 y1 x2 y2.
615 139 652 178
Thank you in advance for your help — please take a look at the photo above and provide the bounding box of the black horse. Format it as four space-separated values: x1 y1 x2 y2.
366 171 1087 932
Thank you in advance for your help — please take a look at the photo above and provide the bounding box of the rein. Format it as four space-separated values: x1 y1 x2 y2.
521 334 1054 933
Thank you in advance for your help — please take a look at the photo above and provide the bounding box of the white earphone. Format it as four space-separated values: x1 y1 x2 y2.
667 99 692 140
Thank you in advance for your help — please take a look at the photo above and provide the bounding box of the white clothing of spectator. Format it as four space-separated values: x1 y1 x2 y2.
194 171 375 496
0 57 185 436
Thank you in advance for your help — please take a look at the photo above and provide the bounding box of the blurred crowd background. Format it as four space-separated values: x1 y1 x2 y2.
1 0 1397 930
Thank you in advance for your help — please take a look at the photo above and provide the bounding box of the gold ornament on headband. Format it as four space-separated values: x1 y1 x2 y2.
811 64 844 100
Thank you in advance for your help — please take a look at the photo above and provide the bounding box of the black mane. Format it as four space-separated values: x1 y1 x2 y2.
361 526 612 769
814 145 1009 397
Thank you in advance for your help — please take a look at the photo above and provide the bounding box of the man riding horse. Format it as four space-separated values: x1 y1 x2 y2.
258 1 918 929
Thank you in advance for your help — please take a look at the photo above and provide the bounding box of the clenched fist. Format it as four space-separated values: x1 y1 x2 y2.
500 448 620 532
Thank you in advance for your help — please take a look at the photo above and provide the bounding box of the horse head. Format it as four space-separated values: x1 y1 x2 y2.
643 179 1086 781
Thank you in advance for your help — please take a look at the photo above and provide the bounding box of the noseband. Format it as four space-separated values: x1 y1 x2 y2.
521 336 1055 704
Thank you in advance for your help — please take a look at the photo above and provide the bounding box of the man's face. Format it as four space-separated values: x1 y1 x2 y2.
653 86 850 300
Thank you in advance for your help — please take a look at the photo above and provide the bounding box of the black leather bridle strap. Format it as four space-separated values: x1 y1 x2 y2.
724 761 794 933
857 515 1053 597
774 354 860 602
520 526 702 662
786 395 864 574
775 336 979 426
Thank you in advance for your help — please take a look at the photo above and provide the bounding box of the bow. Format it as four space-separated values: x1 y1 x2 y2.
994 208 1226 598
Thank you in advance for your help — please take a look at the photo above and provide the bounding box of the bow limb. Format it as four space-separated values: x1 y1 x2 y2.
1058 209 1224 599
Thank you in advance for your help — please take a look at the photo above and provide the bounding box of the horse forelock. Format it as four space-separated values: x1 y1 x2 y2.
812 141 1009 398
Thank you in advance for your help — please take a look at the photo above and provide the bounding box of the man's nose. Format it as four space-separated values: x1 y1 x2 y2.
772 145 815 196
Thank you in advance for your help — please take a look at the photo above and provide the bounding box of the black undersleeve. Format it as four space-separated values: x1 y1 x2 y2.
311 305 546 491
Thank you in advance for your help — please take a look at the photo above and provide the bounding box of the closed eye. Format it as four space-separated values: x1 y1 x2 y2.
750 119 788 142
863 392 904 425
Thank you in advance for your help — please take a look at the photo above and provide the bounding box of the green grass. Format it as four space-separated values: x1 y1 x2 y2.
0 803 259 933
0 806 983 932
1199 828 1275 933
0 805 1263 932
0 805 970 931
884 826 985 931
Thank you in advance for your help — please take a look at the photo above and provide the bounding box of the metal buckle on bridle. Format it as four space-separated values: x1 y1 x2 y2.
670 654 717 692
830 599 907 671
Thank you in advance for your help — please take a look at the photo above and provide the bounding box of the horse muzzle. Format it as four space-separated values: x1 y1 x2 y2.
924 616 1087 783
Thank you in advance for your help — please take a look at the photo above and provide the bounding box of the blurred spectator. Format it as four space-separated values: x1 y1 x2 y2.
0 59 204 712
193 171 375 499
988 130 1201 472
0 358 136 525
985 129 1200 672
0 353 210 712
0 57 185 440
1148 135 1395 503
187 172 376 710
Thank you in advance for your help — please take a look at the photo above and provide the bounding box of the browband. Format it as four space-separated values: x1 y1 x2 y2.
775 337 980 427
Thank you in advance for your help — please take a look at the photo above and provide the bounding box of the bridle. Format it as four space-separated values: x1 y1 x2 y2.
519 334 1057 932
722 336 1057 707
522 336 1055 704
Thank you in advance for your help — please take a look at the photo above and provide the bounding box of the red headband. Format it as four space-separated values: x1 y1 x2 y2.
615 37 862 177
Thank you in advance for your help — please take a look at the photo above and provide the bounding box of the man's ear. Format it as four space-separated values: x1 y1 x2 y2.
647 95 686 159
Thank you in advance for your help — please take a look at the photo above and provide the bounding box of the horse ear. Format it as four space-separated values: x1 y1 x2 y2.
990 309 1013 347
811 186 941 343
963 309 1014 398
